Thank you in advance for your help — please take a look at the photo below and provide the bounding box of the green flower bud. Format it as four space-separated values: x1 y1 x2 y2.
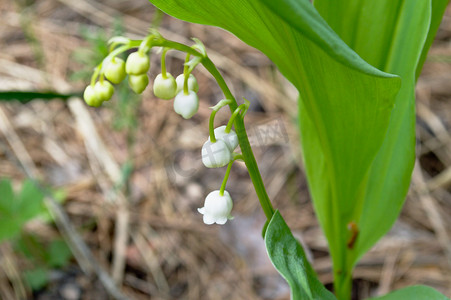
173 90 199 119
153 73 177 100
104 58 126 84
83 85 102 107
125 52 150 75
175 74 199 94
94 81 114 102
128 74 149 94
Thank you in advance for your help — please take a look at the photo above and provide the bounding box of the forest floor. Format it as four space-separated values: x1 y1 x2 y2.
0 1 450 299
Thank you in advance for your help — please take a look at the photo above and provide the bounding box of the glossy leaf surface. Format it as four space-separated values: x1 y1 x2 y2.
265 210 337 300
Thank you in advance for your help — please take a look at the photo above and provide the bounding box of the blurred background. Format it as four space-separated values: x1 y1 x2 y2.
0 0 450 299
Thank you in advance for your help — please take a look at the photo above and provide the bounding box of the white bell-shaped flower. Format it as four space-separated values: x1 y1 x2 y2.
202 139 232 168
198 190 233 225
175 74 199 94
208 125 238 152
173 90 199 119
153 73 177 100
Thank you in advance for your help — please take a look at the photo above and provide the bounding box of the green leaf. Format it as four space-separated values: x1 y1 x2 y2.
46 239 72 268
16 180 45 222
0 180 45 242
312 2 432 290
0 218 23 242
0 91 78 103
265 210 336 300
0 179 22 241
24 267 49 291
0 178 15 213
369 285 450 300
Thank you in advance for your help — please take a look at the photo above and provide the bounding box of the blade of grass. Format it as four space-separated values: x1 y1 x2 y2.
0 91 80 103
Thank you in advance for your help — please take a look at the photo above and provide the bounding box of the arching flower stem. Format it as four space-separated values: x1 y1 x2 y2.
183 53 191 95
90 34 275 220
225 99 250 133
161 47 170 79
219 154 244 196
209 99 232 143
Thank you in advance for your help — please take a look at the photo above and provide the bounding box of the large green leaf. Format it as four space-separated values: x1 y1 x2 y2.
312 1 432 288
265 210 337 300
369 285 450 300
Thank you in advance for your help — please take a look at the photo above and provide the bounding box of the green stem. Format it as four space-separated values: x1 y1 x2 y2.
161 47 169 79
150 39 274 220
183 53 191 95
219 154 243 196
183 73 189 95
334 272 352 300
225 103 247 133
209 110 218 143
90 66 101 86
117 36 275 220
209 99 232 143
219 161 233 196
183 53 190 74
201 57 275 220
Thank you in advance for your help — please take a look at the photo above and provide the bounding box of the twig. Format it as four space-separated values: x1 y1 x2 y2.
130 229 170 296
67 97 130 285
0 244 28 300
376 244 401 296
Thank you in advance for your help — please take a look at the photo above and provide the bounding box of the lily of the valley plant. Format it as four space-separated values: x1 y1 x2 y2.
83 0 450 299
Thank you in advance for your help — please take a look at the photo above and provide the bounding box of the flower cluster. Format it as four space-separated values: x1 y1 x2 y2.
83 37 200 120
197 99 249 225
83 32 250 226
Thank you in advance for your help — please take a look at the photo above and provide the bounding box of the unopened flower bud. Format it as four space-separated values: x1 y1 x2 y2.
208 125 238 151
94 81 114 102
202 139 232 168
125 52 150 75
198 190 233 225
153 73 177 100
175 74 199 94
173 90 199 119
104 58 126 84
128 74 149 94
83 85 102 107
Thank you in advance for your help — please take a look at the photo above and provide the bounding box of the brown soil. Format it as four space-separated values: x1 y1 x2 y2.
0 1 450 299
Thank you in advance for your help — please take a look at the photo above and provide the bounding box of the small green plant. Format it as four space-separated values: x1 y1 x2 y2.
0 179 45 241
0 179 72 291
15 233 72 291
82 0 450 298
